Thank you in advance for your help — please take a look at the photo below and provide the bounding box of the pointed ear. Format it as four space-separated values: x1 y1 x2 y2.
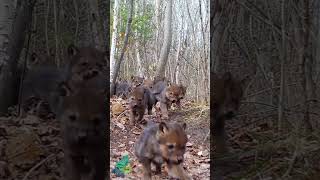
159 122 169 134
58 82 73 97
181 122 187 130
67 44 78 56
167 81 172 87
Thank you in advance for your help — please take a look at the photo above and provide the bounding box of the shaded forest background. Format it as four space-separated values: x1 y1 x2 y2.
212 0 320 179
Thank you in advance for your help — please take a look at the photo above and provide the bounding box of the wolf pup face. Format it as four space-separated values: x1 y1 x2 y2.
131 75 144 87
157 122 188 164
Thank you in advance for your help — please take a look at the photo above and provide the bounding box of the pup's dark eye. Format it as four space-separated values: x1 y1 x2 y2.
69 114 76 122
167 144 174 149
81 62 88 66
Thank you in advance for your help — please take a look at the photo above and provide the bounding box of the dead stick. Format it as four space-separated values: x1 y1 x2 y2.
22 154 55 180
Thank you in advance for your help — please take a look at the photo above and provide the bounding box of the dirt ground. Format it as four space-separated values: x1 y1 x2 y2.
110 97 210 179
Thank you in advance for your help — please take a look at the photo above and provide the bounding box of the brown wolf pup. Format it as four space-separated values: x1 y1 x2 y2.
151 78 187 119
66 45 107 86
57 78 106 180
129 86 155 125
135 122 191 180
212 72 249 153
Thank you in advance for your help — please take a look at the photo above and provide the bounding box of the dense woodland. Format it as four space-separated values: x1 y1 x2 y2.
1 0 319 179
110 0 210 103
109 0 210 179
212 0 320 179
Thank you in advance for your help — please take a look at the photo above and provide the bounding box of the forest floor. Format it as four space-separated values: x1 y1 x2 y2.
213 116 320 180
110 97 210 180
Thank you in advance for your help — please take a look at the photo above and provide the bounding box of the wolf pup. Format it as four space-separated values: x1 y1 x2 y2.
135 122 191 180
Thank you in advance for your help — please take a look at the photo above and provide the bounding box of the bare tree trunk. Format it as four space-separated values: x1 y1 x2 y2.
72 0 79 44
110 0 120 82
53 0 60 66
135 1 143 77
156 0 173 78
0 0 36 115
110 0 133 96
211 0 230 73
301 0 314 130
88 0 104 50
45 0 50 56
98 0 110 52
175 37 181 84
277 0 286 131
155 0 161 59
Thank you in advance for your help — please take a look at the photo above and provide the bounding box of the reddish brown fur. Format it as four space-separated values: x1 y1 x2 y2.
135 122 189 179
129 86 147 125
158 123 188 163
143 78 154 90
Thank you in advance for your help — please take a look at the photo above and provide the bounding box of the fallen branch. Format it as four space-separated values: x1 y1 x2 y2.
22 154 55 180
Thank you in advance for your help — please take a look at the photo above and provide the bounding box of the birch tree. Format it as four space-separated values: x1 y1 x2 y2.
156 0 173 78
110 0 120 82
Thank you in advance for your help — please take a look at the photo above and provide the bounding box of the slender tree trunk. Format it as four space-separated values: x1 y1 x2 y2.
88 0 104 50
110 0 133 96
278 0 286 131
0 0 36 115
175 37 181 84
156 0 173 78
135 1 143 77
53 0 60 66
211 0 230 73
45 0 50 56
72 0 79 44
110 0 120 82
155 0 161 59
301 0 314 130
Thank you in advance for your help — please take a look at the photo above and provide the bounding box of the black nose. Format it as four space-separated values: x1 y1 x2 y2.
172 100 176 103
92 70 98 76
225 111 235 118
78 132 87 142
177 156 184 163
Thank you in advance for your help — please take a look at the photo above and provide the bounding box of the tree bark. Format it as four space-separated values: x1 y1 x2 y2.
110 0 133 96
89 0 104 50
0 0 36 115
156 0 173 78
110 0 120 82
135 1 143 77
